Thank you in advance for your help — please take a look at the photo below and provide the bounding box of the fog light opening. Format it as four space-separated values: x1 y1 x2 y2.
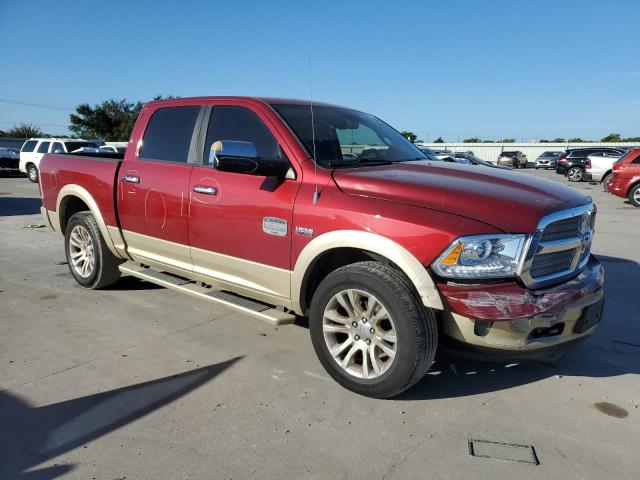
528 323 565 340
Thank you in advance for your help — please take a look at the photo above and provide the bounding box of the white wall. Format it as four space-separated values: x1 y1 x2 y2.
417 142 639 163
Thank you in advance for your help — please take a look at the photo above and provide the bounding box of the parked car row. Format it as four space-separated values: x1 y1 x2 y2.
18 138 126 182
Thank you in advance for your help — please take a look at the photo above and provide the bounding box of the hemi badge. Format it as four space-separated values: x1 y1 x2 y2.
263 217 288 237
295 226 314 237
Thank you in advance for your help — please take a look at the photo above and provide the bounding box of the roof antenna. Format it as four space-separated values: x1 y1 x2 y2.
308 53 320 205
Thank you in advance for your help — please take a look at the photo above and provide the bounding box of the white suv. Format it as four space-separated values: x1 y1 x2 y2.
19 138 100 182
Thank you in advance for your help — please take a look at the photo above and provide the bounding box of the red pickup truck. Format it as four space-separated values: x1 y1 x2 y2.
39 97 604 398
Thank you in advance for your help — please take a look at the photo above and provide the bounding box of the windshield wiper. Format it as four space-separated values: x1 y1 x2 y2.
326 156 393 168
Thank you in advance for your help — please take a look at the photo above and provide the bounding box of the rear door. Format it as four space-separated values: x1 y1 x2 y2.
117 104 204 272
34 141 50 167
188 102 300 303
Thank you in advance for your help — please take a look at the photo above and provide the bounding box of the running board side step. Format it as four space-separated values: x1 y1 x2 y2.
119 262 295 326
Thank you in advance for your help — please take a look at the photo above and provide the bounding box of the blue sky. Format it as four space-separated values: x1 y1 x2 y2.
1 0 638 141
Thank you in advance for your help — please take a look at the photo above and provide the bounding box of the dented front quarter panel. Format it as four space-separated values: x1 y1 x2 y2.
436 256 604 321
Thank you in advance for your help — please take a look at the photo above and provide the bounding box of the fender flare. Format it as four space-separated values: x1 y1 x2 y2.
291 230 443 314
55 184 125 258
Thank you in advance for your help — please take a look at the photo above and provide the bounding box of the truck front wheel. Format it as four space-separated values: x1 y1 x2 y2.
309 261 437 398
64 212 122 289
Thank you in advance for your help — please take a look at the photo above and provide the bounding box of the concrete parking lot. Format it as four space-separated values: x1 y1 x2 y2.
1 169 638 480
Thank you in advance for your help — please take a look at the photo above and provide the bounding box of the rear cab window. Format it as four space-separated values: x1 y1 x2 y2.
139 106 201 163
21 140 38 152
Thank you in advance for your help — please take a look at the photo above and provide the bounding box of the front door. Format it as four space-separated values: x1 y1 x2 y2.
117 104 202 272
188 104 300 304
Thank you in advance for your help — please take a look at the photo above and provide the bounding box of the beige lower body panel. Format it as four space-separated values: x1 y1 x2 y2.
122 230 292 309
442 288 603 351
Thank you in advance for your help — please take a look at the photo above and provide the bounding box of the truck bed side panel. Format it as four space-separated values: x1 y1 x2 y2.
40 153 121 227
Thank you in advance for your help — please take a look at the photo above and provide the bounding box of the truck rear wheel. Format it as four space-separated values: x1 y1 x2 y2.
309 261 437 398
64 212 122 289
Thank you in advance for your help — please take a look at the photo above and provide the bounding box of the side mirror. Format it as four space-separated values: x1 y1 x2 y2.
209 140 290 178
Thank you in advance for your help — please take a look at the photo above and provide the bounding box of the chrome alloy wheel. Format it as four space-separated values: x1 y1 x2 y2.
322 289 398 379
68 225 95 278
28 166 38 182
568 167 583 182
634 188 640 204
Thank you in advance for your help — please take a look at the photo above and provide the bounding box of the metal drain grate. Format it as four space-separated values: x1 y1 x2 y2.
207 290 271 312
143 269 191 286
468 439 539 465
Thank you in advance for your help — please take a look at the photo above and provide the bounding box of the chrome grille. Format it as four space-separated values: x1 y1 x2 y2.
530 249 576 277
520 204 594 288
540 216 582 242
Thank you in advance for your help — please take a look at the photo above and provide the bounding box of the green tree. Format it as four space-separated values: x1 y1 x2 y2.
433 136 445 143
552 138 566 142
500 138 516 143
463 137 481 143
622 136 640 142
601 133 622 142
568 137 584 143
539 139 550 143
400 131 417 143
6 123 44 138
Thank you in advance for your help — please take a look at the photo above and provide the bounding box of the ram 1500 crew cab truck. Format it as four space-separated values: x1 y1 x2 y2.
39 97 604 398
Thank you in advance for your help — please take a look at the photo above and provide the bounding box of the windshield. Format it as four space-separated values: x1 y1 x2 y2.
271 104 427 168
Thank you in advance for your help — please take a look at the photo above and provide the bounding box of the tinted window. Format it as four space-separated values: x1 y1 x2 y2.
21 140 38 152
52 142 64 153
37 142 50 153
204 106 282 165
140 106 200 163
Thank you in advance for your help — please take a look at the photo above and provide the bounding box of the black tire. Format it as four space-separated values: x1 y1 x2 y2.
27 164 38 183
601 173 612 192
309 261 437 398
629 184 640 207
567 166 583 182
64 211 122 289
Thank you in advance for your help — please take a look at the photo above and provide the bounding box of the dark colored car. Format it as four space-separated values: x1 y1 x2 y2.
497 151 528 168
454 152 511 170
608 148 640 207
0 147 20 174
556 147 627 182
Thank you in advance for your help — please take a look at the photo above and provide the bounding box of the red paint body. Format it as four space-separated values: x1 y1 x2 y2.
608 148 640 200
40 96 600 321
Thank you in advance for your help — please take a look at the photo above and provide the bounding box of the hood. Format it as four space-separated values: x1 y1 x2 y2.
332 161 591 232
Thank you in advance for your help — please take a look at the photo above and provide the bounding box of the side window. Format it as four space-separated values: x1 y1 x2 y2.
51 142 64 153
139 106 200 163
21 140 38 152
632 154 640 164
37 141 50 153
204 106 283 166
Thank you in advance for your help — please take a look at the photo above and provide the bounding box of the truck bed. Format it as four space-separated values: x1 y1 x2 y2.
40 152 124 229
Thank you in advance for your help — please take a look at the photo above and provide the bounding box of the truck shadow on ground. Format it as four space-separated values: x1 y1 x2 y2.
0 357 242 480
400 254 640 400
0 197 42 216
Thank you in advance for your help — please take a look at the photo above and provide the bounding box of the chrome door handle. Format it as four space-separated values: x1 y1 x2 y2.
121 175 140 183
193 185 218 195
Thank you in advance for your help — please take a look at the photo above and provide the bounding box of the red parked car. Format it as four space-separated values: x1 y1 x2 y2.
38 97 604 398
608 148 640 207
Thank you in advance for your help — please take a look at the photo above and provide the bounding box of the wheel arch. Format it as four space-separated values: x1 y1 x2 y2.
55 185 124 258
292 230 443 315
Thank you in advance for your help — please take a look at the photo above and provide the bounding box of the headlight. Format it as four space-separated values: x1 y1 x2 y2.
432 234 528 279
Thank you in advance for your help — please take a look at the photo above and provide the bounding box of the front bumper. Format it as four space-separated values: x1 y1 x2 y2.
536 160 556 168
436 256 604 357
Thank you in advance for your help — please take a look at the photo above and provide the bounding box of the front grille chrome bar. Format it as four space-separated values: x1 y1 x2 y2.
520 203 594 289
